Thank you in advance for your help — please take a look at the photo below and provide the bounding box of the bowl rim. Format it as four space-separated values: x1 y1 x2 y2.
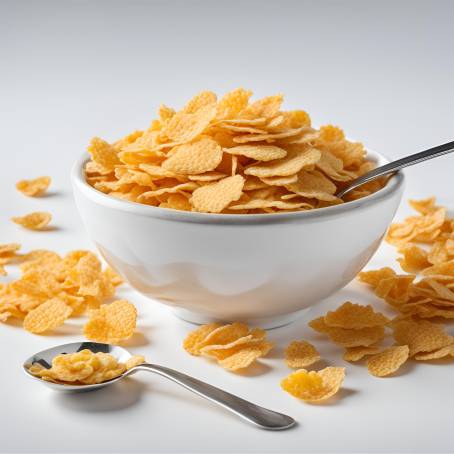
71 150 405 225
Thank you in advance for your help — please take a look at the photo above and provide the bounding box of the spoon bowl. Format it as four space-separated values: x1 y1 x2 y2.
23 342 135 392
24 341 296 430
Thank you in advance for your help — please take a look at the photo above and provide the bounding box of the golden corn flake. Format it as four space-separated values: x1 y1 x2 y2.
23 298 72 334
285 340 321 368
16 176 51 197
183 90 217 114
125 355 146 370
226 145 287 161
260 174 298 186
285 170 338 202
183 322 223 356
414 343 454 360
309 316 385 347
183 322 272 371
397 244 431 273
88 137 121 172
324 301 389 329
228 199 310 211
343 345 382 362
162 137 222 174
281 367 345 402
162 104 216 143
85 89 385 214
218 342 273 371
358 267 397 288
191 175 245 213
367 345 409 377
244 148 320 178
83 299 137 344
0 243 21 256
386 206 446 247
392 319 453 356
12 212 52 230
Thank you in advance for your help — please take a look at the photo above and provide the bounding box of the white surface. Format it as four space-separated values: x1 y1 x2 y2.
72 150 403 328
1 0 454 452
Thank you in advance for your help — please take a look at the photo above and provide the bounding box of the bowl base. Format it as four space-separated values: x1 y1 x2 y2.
170 307 310 330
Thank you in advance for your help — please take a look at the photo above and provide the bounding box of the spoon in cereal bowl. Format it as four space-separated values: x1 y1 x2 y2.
336 140 454 198
23 341 296 431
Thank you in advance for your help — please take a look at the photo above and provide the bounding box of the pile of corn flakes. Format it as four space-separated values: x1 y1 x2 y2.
85 89 386 214
183 322 273 371
0 245 137 343
359 197 454 319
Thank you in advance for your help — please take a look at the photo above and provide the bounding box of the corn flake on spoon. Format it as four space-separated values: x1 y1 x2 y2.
23 341 295 431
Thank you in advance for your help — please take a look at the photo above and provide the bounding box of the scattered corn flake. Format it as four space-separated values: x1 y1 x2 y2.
358 267 397 288
392 319 453 356
200 328 267 360
191 174 244 213
285 340 321 368
309 316 385 347
367 345 410 377
343 345 382 362
218 342 273 371
23 298 72 334
16 176 51 197
281 367 345 402
83 300 137 344
183 323 223 356
324 301 389 329
12 212 52 230
386 207 446 247
414 343 454 360
409 197 438 215
183 322 272 371
397 244 431 273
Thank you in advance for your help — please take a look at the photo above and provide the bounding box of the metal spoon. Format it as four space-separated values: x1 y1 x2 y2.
23 341 296 431
337 140 454 198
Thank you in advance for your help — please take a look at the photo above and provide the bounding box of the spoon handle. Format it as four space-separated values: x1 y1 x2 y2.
337 140 454 198
134 363 295 430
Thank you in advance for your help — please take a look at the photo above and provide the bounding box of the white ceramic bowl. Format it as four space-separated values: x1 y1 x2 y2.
71 151 404 328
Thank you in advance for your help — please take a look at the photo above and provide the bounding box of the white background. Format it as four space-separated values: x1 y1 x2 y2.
1 1 454 452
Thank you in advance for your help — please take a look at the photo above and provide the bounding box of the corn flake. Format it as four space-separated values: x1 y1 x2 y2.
83 300 137 344
16 176 51 197
23 298 72 334
191 175 244 213
367 345 409 377
12 212 52 230
281 367 345 402
285 340 321 368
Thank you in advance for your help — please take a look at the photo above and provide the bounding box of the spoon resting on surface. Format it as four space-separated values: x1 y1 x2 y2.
23 341 296 431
